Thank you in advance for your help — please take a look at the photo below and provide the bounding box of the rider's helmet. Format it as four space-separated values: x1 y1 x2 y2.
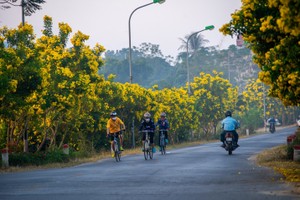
144 112 151 122
225 110 232 117
160 112 166 118
110 111 117 120
110 111 117 116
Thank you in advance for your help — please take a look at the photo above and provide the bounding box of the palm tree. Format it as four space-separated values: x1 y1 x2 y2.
178 32 209 55
177 32 209 87
0 0 46 25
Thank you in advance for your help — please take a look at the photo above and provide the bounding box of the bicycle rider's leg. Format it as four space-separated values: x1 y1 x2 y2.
165 131 168 140
109 135 114 157
165 131 168 144
150 132 155 150
142 132 146 151
158 131 162 151
158 131 161 146
111 141 114 151
119 132 124 150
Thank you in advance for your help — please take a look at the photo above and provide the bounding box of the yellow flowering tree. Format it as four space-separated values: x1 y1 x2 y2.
0 24 42 151
237 79 266 132
220 0 300 106
153 87 195 143
191 71 238 139
2 14 299 157
32 16 106 151
237 79 299 132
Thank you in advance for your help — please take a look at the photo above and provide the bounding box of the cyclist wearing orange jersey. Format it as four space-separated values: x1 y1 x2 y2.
106 111 126 157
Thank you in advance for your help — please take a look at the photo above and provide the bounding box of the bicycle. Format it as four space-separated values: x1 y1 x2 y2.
159 129 167 155
112 132 121 162
141 130 153 160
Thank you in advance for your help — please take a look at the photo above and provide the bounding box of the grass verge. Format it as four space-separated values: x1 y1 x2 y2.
256 145 300 194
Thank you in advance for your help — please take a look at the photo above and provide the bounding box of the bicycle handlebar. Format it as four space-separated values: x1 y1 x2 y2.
139 130 154 133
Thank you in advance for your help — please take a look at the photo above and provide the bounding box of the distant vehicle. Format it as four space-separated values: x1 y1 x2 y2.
266 118 281 127
269 122 276 133
297 119 300 127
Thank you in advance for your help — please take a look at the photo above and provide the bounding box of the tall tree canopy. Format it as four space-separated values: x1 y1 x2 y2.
220 0 300 106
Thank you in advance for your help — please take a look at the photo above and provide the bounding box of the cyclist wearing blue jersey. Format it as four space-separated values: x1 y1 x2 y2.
156 112 169 151
220 110 239 147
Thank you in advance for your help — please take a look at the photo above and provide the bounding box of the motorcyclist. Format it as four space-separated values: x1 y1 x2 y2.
156 112 170 151
268 117 276 132
139 112 156 153
269 117 276 124
220 110 239 147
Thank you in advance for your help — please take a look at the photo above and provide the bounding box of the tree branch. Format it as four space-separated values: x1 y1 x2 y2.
0 0 21 6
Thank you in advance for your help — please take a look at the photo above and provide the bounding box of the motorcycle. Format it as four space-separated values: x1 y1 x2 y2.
223 132 238 155
269 122 276 133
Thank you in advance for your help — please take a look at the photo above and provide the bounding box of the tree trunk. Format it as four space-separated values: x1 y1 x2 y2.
37 114 48 152
23 116 29 153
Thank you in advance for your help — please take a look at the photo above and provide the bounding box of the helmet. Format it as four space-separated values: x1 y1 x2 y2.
110 111 117 117
225 110 232 117
160 112 166 117
143 112 151 119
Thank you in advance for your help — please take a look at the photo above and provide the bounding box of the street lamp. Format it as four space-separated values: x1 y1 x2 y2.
186 25 214 94
128 0 166 83
128 0 165 148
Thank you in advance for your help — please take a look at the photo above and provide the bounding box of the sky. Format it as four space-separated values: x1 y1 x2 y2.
0 0 242 58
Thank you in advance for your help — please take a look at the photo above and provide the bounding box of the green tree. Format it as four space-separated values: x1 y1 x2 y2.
101 44 175 88
220 0 300 106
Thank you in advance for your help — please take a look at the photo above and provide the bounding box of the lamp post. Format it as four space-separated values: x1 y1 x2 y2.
128 0 165 148
128 0 165 83
263 83 266 132
186 25 214 94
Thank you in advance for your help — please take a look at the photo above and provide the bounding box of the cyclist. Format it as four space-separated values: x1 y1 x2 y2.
156 112 170 151
106 111 126 157
220 110 239 148
139 112 156 153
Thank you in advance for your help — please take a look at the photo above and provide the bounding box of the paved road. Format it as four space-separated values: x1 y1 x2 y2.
0 126 299 200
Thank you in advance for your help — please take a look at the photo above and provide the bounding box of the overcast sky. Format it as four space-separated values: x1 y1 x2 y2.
0 0 242 58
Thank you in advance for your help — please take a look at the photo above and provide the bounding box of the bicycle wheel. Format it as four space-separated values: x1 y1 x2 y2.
116 151 121 162
144 142 149 160
149 146 153 159
115 143 121 162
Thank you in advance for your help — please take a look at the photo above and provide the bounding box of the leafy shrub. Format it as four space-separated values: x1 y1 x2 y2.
9 149 70 166
287 128 300 160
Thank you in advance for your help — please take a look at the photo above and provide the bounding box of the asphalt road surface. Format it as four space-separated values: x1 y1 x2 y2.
0 126 299 200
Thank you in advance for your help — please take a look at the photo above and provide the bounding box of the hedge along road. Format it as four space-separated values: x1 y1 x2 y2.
0 126 299 200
